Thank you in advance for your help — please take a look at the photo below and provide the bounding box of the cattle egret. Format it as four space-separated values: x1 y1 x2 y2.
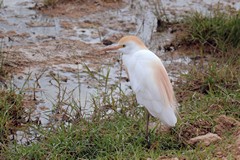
102 35 178 142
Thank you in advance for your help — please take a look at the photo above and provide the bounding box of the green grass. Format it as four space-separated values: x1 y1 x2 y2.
43 0 122 7
1 58 239 159
43 0 59 7
43 0 84 7
0 43 8 78
184 10 240 56
174 60 240 159
3 109 185 159
177 60 240 121
1 9 240 160
0 89 25 145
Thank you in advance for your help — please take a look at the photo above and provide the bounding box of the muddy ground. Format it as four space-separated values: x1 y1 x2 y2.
0 0 240 151
0 0 186 125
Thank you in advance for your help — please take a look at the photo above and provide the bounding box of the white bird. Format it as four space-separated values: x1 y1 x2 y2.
102 35 178 140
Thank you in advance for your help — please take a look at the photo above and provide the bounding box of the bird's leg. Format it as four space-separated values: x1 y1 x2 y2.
145 111 151 148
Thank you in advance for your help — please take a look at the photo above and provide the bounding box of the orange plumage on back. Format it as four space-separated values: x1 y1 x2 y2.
151 61 176 109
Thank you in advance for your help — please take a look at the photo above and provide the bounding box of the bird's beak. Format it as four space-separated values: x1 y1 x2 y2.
101 44 122 52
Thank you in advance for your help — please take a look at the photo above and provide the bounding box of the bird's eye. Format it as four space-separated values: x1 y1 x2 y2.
122 44 126 47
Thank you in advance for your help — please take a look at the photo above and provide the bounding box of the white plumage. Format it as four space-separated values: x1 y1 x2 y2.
103 35 178 127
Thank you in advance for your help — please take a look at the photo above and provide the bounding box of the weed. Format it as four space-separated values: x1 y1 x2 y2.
177 61 240 97
185 10 240 55
1 5 240 159
0 43 7 79
3 109 185 159
43 0 59 7
2 55 239 159
0 0 3 8
0 89 25 144
43 0 122 7
43 0 77 7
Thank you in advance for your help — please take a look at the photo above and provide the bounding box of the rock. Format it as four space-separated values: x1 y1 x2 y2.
157 156 179 160
102 34 123 45
102 39 113 46
187 133 222 146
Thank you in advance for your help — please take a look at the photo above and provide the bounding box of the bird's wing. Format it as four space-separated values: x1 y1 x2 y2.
128 50 177 126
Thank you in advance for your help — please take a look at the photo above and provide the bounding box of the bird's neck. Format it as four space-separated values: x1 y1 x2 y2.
122 49 148 70
122 52 134 69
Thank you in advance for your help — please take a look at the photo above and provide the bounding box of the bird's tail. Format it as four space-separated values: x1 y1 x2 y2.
159 106 177 127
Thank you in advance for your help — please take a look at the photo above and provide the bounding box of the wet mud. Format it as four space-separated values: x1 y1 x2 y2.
0 0 239 143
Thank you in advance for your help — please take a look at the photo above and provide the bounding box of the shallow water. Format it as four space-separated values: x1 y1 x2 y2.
1 0 153 123
1 0 239 143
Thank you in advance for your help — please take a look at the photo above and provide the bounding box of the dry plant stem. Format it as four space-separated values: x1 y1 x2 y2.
77 64 82 115
33 71 45 101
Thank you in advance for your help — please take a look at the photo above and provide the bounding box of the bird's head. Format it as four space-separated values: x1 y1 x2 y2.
102 35 148 55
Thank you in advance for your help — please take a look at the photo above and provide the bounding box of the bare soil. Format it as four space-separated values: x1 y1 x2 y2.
1 0 240 158
39 0 125 18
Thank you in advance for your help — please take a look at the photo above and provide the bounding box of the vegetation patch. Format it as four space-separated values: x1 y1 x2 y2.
167 10 240 58
2 108 186 159
0 4 240 159
0 90 25 145
186 11 240 52
43 0 122 7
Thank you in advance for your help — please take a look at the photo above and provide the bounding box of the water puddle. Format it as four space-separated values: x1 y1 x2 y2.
1 0 239 143
14 65 92 125
13 62 130 124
